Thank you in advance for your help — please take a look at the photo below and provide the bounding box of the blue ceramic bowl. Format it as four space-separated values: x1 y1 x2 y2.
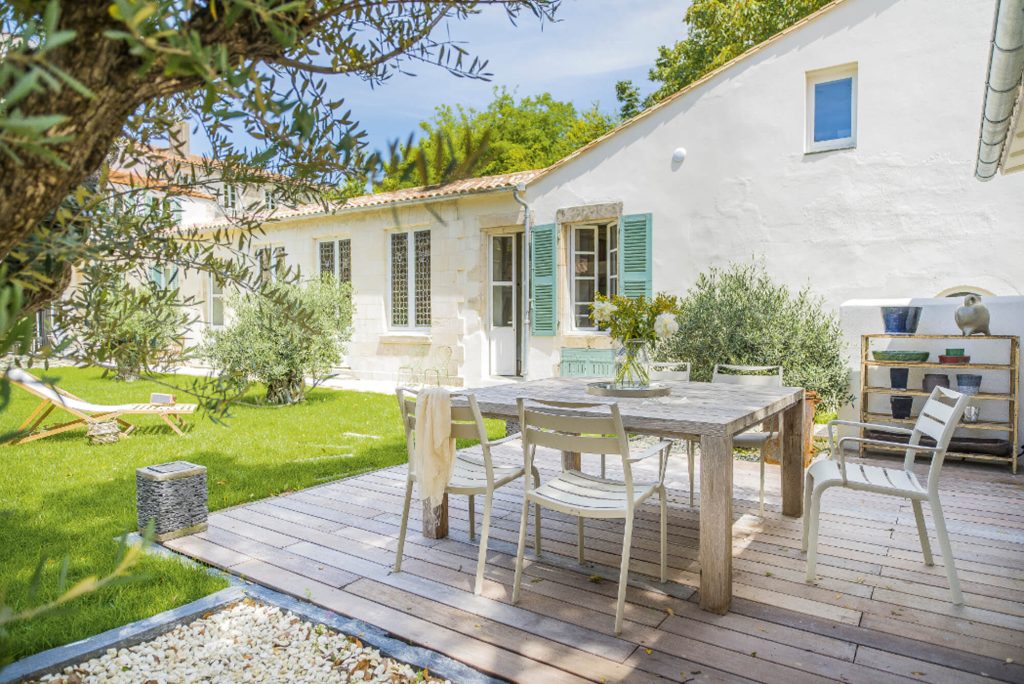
881 306 922 334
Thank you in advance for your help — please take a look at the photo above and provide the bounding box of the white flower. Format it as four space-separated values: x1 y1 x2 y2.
654 312 679 339
592 300 617 323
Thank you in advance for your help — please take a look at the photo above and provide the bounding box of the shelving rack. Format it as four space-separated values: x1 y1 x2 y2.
860 333 1019 473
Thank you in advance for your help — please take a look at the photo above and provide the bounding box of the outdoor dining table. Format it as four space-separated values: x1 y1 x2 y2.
452 377 806 615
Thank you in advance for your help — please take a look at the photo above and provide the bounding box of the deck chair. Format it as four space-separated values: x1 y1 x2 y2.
803 386 970 603
5 367 197 445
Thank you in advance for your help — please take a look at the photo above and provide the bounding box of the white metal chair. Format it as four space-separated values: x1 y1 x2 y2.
394 388 541 595
711 364 784 515
511 398 672 635
803 386 970 604
650 362 698 507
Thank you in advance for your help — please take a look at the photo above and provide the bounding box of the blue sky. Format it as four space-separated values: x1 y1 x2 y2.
192 0 686 156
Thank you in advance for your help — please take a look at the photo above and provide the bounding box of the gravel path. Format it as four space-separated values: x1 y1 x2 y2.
35 600 449 683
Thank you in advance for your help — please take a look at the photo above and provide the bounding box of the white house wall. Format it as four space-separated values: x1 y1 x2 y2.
523 0 1024 376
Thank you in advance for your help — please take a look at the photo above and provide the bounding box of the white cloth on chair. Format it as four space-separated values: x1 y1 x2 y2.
413 386 455 529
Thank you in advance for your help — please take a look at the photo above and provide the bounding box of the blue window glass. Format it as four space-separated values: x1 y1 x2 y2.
813 77 853 143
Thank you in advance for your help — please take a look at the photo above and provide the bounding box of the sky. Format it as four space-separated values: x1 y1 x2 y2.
192 0 686 156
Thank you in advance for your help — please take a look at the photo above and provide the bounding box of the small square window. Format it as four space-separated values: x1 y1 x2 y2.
806 65 857 153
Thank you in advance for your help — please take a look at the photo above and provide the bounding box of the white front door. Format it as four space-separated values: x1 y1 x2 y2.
489 234 521 376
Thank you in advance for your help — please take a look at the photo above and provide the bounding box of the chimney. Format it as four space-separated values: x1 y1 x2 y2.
170 121 191 157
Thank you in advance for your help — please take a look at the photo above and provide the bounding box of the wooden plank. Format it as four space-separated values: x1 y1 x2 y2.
855 646 1000 684
699 434 734 614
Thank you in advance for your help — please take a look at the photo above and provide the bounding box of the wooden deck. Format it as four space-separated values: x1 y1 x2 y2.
164 449 1024 683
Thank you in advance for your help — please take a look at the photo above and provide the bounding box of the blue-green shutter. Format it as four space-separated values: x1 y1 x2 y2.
619 213 652 299
560 348 615 377
148 265 164 288
167 267 179 291
530 223 558 336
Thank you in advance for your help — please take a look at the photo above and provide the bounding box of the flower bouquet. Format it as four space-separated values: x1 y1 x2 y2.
590 292 680 387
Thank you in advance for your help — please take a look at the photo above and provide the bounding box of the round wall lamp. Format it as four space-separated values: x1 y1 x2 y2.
671 147 687 164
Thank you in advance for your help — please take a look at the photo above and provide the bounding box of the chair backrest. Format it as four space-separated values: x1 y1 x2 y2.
712 364 784 387
906 386 971 493
517 397 641 502
5 367 109 414
396 387 493 480
650 361 691 382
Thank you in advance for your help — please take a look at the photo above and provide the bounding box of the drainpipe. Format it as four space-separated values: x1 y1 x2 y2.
511 183 531 377
975 0 1024 181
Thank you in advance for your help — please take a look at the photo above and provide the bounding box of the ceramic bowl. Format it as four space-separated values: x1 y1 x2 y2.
873 350 930 362
938 355 971 365
945 348 965 357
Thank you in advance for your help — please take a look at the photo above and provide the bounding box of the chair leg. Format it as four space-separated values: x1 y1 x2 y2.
758 446 766 516
532 467 542 556
687 440 696 507
801 471 813 552
615 513 635 635
929 496 963 605
511 496 531 604
468 494 476 541
600 454 606 479
911 499 933 566
659 485 668 583
577 517 585 564
473 493 494 596
805 486 824 583
394 478 414 573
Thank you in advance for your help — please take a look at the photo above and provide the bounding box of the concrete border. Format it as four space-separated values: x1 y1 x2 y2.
2 540 501 684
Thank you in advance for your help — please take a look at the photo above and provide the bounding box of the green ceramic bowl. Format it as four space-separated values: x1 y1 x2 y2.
945 348 965 357
873 350 930 363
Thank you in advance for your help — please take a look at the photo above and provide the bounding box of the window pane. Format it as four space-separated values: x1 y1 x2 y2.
492 236 513 282
575 305 592 329
492 285 513 327
575 279 595 305
574 253 595 277
211 298 224 326
575 228 594 252
598 227 608 294
338 239 351 283
319 241 336 278
390 233 408 327
414 230 431 327
813 77 853 142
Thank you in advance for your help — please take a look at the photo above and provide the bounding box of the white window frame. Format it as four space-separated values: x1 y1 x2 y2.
208 274 225 327
264 188 276 211
222 183 239 213
387 230 430 330
805 63 858 154
317 237 352 283
255 244 286 284
569 223 618 332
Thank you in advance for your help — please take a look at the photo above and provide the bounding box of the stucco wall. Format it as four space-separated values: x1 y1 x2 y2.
522 0 1023 379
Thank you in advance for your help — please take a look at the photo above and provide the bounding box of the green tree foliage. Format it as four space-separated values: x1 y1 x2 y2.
68 275 188 382
378 87 616 189
0 0 558 402
203 277 353 405
655 260 852 413
617 0 832 111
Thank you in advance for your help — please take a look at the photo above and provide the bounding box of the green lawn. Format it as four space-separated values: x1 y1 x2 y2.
0 366 449 661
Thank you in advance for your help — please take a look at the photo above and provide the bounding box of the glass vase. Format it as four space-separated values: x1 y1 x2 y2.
614 339 652 388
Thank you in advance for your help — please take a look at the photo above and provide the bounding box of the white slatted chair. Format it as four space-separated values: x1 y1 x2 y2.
511 398 672 635
712 364 785 515
803 386 970 604
650 362 699 507
394 388 541 595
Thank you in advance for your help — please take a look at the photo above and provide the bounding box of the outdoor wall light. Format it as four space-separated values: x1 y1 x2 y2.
672 147 687 164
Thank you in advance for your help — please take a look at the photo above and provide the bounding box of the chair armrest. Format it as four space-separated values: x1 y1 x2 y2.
827 419 913 436
837 436 942 453
627 440 674 463
488 432 522 447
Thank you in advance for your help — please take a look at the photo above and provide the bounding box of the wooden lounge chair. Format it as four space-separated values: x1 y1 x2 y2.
5 367 197 445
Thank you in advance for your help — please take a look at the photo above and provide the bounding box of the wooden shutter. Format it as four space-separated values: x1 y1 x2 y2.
619 213 652 299
530 223 558 336
148 265 163 288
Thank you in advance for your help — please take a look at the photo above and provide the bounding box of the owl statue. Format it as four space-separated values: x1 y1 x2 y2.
955 295 991 336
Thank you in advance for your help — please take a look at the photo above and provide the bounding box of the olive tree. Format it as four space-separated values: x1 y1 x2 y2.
0 0 559 400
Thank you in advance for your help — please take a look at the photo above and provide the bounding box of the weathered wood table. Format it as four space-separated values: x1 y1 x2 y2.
462 376 805 615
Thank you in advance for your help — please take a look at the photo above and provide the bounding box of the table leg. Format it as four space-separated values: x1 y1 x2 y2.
781 397 805 517
422 493 449 539
699 433 733 614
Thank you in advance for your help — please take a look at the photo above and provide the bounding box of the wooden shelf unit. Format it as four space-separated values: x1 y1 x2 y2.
860 333 1020 473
